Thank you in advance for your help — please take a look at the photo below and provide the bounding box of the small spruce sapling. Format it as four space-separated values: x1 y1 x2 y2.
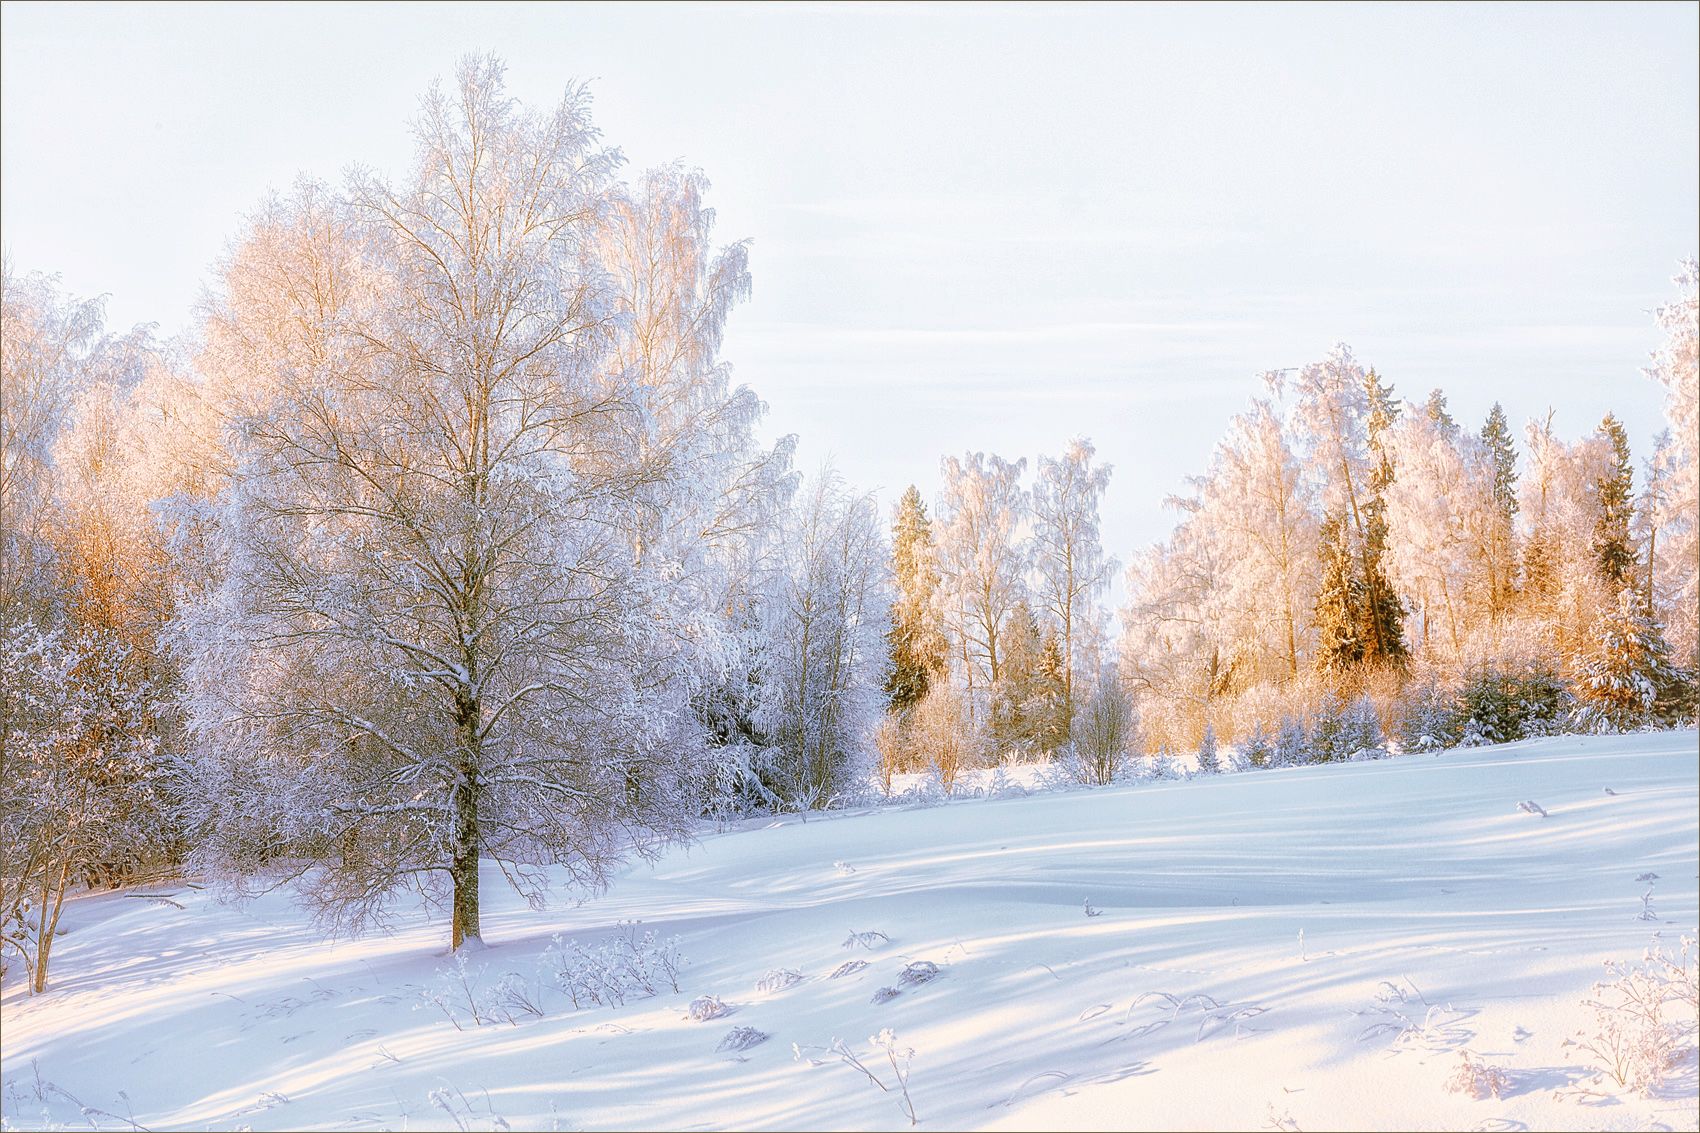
1196 724 1220 774
1240 722 1273 769
1274 716 1308 768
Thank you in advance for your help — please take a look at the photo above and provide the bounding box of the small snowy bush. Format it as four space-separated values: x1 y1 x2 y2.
1304 695 1387 762
1349 695 1387 758
717 1025 769 1052
1070 676 1138 786
898 960 940 987
688 995 730 1021
1571 589 1696 731
1144 749 1184 781
419 953 500 1029
1444 1049 1509 1099
755 967 804 993
1565 935 1699 1093
906 684 982 793
541 923 683 1010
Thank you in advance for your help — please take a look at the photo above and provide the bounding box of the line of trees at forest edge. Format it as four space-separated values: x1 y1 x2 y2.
2 57 1696 990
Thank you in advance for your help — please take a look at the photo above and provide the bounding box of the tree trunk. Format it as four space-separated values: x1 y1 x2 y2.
450 696 482 951
32 857 70 995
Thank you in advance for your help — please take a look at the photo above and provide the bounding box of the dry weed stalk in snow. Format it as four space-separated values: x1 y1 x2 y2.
2 1062 150 1133
793 1030 918 1126
755 967 805 993
1112 990 1270 1043
843 929 890 950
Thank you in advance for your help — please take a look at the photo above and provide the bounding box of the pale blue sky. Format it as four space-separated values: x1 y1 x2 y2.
3 2 1696 571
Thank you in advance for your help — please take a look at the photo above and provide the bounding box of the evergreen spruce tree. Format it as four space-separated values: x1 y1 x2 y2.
990 599 1046 755
1034 628 1070 753
1573 587 1693 729
885 485 947 714
1309 696 1346 763
1314 513 1365 676
1424 388 1458 434
1240 721 1273 768
1359 369 1408 670
1274 714 1308 767
1592 414 1638 593
1395 681 1463 752
1342 696 1385 759
1521 527 1558 614
1481 402 1520 617
1196 722 1220 774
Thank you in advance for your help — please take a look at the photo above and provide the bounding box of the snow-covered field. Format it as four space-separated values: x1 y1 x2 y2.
3 731 1697 1132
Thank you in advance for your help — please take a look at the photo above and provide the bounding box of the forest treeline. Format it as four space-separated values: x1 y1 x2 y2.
2 57 1694 990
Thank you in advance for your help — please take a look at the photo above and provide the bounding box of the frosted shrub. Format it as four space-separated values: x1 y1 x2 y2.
907 684 981 793
425 1083 509 1132
1571 589 1695 731
1144 749 1184 781
689 995 729 1021
418 958 558 1028
541 923 684 1011
419 953 497 1030
873 715 906 796
898 960 940 986
1444 1050 1509 1099
756 967 804 993
493 971 546 1020
1069 676 1138 786
717 1025 769 1052
1307 697 1347 762
1564 936 1699 1093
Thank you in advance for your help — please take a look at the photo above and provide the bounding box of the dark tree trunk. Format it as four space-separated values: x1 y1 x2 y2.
450 697 482 950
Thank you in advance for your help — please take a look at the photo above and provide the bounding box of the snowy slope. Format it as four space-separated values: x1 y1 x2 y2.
3 731 1697 1132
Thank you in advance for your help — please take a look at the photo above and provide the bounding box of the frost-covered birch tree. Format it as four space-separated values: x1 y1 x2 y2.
1030 438 1115 733
756 472 889 810
1519 415 1612 655
0 269 179 992
594 163 798 810
1643 258 1698 667
183 58 724 950
1383 402 1498 662
1271 346 1406 675
0 264 102 623
935 452 1028 721
1197 401 1317 683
